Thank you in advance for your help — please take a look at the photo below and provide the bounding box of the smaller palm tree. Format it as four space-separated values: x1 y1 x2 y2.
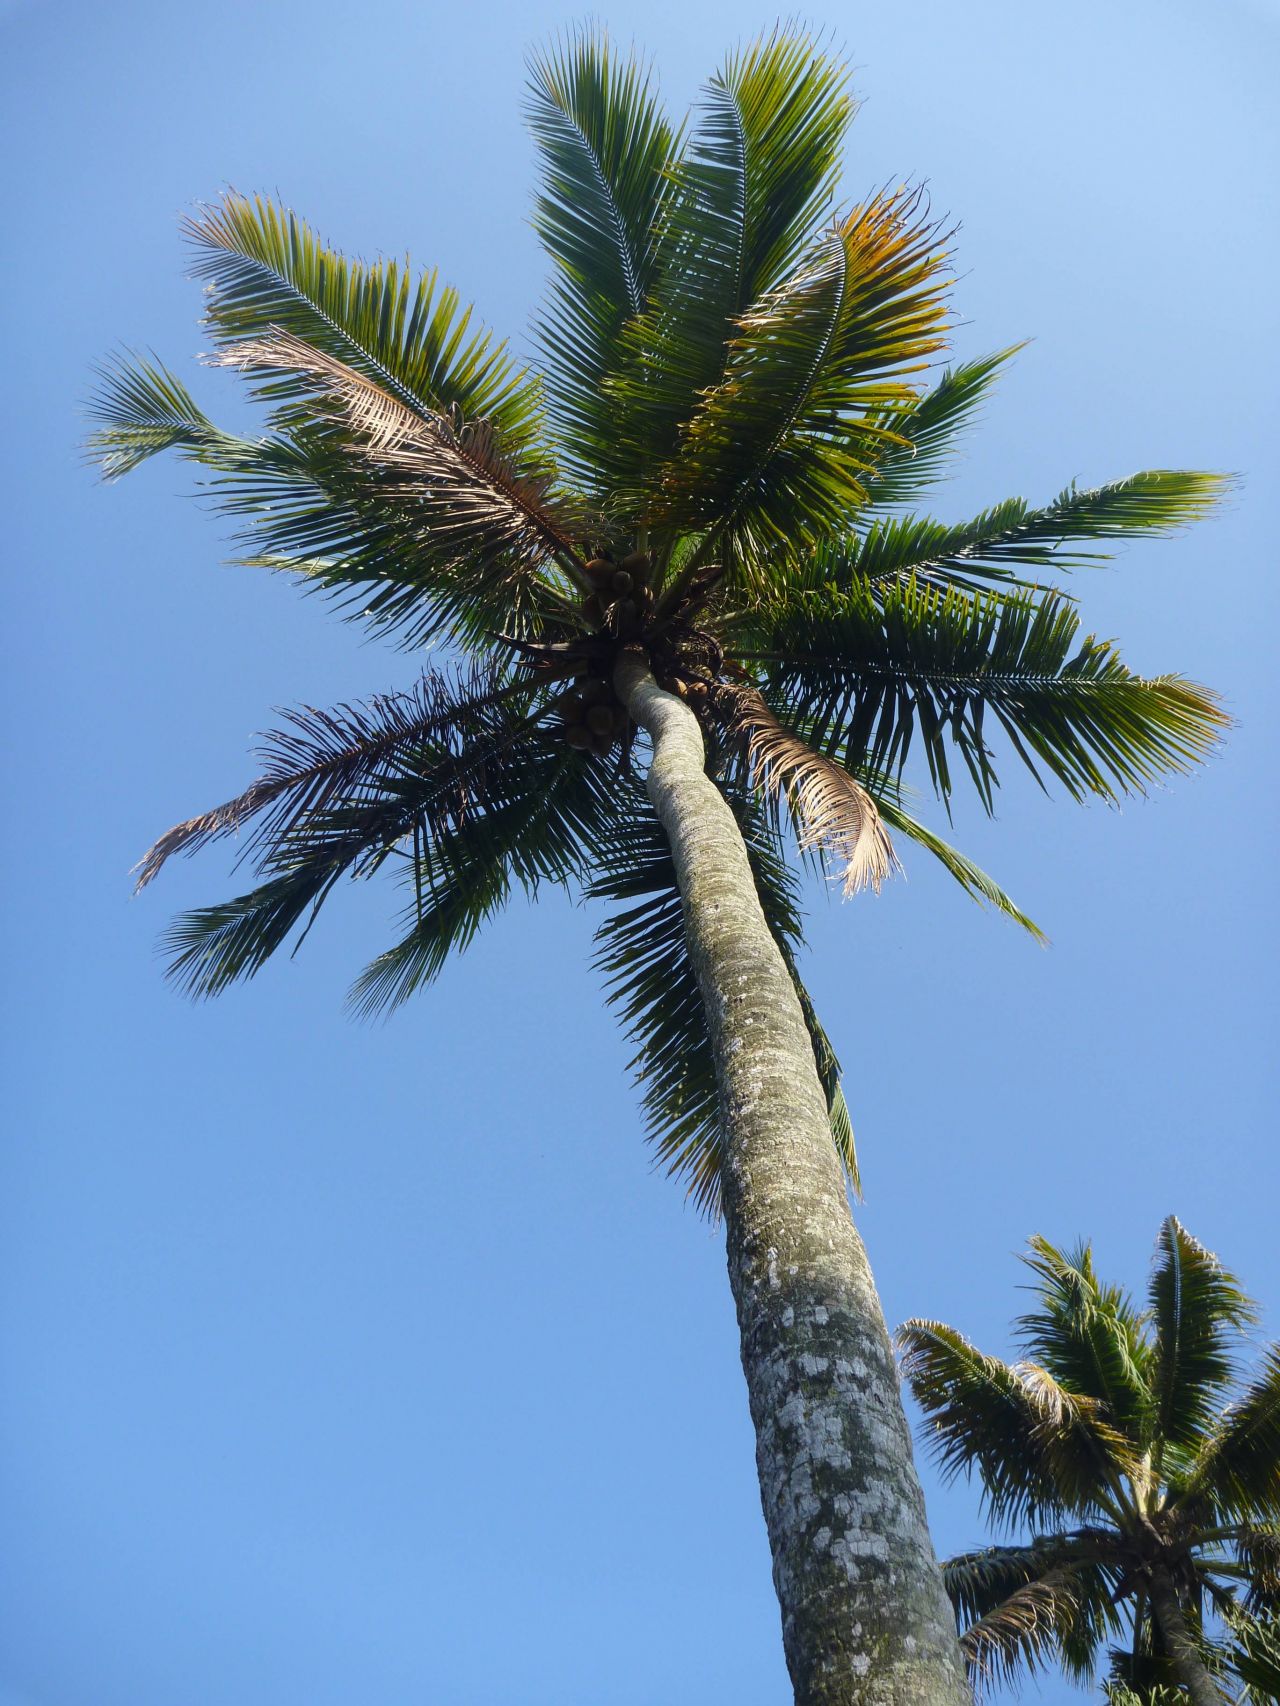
899 1219 1280 1704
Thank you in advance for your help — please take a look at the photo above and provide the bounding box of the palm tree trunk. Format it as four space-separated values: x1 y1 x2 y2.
1146 1568 1227 1706
617 654 968 1706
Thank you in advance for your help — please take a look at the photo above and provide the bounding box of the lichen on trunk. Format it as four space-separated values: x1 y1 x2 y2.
616 652 969 1706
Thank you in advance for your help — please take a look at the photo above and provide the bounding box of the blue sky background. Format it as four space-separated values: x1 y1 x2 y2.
2 2 1276 1703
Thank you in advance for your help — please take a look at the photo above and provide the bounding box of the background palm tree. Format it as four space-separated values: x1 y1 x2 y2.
88 29 1227 1705
900 1218 1280 1704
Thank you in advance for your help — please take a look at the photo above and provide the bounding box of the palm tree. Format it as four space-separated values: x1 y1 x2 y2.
87 30 1228 1706
900 1220 1280 1705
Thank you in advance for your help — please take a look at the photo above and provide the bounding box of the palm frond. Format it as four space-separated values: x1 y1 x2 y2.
659 188 951 558
959 1556 1127 1693
347 745 614 1017
149 669 559 996
746 576 1227 810
608 30 853 504
1150 1216 1258 1455
186 192 544 450
525 28 678 488
1235 1523 1280 1616
217 331 585 577
1017 1236 1154 1441
1185 1345 1280 1522
709 682 897 894
85 354 575 648
1224 1608 1280 1701
945 1532 1124 1628
84 352 257 479
782 469 1232 606
871 794 1046 940
898 1319 1130 1527
856 347 1023 509
134 665 528 890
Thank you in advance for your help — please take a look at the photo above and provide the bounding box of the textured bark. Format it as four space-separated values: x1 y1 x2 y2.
1147 1570 1227 1706
617 654 969 1706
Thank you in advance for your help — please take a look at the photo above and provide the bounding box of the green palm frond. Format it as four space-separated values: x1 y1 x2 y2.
856 347 1023 509
748 576 1226 810
1235 1524 1280 1616
525 28 678 488
347 744 614 1017
659 188 951 558
86 354 575 649
152 668 559 997
800 469 1232 601
898 1319 1132 1526
1185 1345 1280 1522
609 30 852 503
1150 1216 1258 1456
588 777 856 1213
1225 1607 1280 1701
134 664 529 889
186 192 544 450
85 352 257 479
1018 1237 1154 1441
872 794 1046 940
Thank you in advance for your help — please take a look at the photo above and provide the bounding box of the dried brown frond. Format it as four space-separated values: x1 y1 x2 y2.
962 1569 1080 1694
709 683 897 895
216 331 585 573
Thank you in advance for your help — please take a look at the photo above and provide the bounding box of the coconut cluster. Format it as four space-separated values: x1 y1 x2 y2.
579 549 656 639
551 547 725 754
555 674 628 755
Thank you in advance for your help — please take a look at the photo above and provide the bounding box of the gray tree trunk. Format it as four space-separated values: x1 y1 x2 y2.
617 654 969 1706
1147 1569 1227 1706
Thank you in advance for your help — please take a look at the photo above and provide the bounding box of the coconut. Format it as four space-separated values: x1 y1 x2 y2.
564 724 593 750
619 549 650 582
586 705 615 738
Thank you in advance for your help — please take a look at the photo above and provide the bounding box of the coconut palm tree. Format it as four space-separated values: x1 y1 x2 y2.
900 1219 1280 1705
88 30 1228 1706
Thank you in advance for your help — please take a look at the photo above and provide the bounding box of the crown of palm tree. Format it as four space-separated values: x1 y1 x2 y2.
899 1219 1280 1701
87 28 1227 1212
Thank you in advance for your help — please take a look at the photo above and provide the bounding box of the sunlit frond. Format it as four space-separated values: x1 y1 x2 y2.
525 28 678 487
609 30 853 505
659 188 951 557
1150 1216 1258 1455
856 347 1023 509
1186 1345 1280 1522
85 352 256 479
898 1319 1132 1527
747 576 1227 810
186 191 544 450
218 331 585 577
1018 1236 1154 1442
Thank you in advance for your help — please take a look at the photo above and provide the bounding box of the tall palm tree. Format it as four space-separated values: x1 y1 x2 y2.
88 30 1227 1706
900 1220 1280 1705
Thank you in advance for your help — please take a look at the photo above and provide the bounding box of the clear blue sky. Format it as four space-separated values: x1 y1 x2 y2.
2 3 1276 1703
